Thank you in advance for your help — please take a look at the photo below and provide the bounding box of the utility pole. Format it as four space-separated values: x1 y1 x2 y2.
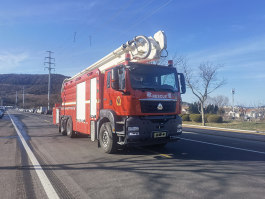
44 51 55 110
16 91 18 107
22 86 24 108
232 88 235 113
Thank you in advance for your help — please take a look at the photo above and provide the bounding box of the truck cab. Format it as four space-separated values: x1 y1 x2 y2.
98 61 186 152
54 30 186 153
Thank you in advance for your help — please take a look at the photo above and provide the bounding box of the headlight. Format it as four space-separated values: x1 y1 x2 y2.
177 124 182 133
128 126 139 131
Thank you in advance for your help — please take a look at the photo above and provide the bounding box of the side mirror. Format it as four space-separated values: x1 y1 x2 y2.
111 67 119 90
178 73 186 94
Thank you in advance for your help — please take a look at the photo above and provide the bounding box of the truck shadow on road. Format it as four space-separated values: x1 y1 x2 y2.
1 146 264 199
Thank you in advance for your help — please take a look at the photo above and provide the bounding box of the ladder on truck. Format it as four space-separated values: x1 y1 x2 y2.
64 30 167 84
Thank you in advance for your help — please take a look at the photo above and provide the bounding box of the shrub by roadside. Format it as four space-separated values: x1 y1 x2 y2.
181 114 190 121
182 114 223 123
190 114 202 122
207 115 223 123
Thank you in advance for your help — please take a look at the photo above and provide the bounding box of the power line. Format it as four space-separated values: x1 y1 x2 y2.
44 51 55 110
54 0 135 57
52 0 169 69
120 0 173 36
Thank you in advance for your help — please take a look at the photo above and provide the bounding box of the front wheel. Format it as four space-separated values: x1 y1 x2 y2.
99 122 117 154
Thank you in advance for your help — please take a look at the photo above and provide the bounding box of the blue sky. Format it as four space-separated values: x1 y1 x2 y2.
0 0 264 106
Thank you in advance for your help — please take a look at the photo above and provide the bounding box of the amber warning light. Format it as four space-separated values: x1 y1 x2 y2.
168 60 173 67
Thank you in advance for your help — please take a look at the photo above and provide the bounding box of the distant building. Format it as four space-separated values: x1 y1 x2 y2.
224 106 265 121
245 108 264 120
181 104 189 114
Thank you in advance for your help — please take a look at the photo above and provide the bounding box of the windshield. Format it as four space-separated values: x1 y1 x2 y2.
129 64 179 92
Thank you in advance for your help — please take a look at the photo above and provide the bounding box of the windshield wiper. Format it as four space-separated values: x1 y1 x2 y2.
159 88 176 92
137 87 157 91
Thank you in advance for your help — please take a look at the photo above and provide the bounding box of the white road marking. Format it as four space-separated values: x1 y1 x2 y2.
8 112 60 199
181 137 265 155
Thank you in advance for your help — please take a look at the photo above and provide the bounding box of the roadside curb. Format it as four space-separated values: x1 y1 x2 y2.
182 124 265 135
183 124 265 142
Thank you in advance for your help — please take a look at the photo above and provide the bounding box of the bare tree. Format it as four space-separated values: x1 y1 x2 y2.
206 95 229 115
181 61 225 125
206 95 229 107
153 52 185 66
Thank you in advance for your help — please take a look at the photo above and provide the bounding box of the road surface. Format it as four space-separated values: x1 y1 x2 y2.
0 109 264 199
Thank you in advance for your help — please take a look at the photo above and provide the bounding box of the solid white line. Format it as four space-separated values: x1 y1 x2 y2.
181 137 265 155
8 112 60 199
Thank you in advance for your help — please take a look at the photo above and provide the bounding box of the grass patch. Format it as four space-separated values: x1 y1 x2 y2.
183 121 265 132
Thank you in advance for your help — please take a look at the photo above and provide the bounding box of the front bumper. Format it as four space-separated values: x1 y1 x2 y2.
124 115 182 146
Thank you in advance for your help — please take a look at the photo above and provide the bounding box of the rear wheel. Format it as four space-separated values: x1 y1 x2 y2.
99 122 117 154
58 118 62 133
61 118 67 136
66 117 75 138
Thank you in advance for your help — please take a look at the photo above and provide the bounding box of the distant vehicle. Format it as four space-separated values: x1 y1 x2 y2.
37 106 48 114
0 106 5 112
46 110 53 115
29 108 35 113
0 109 4 119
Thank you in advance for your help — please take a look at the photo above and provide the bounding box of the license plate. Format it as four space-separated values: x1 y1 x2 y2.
153 131 167 138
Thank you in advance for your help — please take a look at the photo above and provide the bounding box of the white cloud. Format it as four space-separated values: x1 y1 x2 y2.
0 52 28 72
188 37 265 65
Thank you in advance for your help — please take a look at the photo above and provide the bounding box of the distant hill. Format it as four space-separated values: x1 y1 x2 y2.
0 74 68 108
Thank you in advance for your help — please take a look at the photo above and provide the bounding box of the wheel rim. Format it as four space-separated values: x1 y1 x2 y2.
61 121 65 133
67 121 70 135
102 130 109 148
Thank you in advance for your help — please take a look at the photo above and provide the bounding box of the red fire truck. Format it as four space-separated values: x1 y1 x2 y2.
53 31 186 153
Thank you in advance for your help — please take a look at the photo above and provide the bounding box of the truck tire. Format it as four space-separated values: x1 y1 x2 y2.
58 124 61 133
61 118 67 136
99 122 117 154
58 118 62 133
66 117 75 138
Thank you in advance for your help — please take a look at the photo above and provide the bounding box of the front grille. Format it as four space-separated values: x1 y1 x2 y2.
140 100 176 113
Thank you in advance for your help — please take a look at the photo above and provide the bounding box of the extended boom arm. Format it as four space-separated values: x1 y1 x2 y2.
64 30 167 84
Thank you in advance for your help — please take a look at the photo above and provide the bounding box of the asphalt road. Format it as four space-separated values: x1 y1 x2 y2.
0 109 264 199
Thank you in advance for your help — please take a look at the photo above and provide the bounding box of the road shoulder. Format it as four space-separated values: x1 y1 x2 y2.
183 124 265 142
